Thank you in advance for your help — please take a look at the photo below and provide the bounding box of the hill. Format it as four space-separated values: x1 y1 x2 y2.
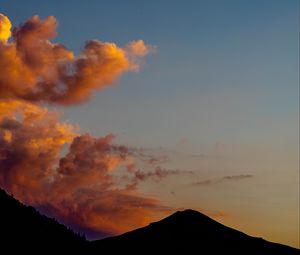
90 209 299 254
0 188 298 254
0 188 86 254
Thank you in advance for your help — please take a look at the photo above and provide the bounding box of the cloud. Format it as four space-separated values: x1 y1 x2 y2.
132 166 192 184
0 100 76 201
194 174 253 186
0 14 170 239
0 15 153 105
0 100 177 238
194 180 214 186
125 39 155 57
133 167 180 181
0 99 195 238
122 147 193 188
222 174 253 181
0 14 11 43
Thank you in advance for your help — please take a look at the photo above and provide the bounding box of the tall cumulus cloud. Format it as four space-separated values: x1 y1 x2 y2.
0 14 173 239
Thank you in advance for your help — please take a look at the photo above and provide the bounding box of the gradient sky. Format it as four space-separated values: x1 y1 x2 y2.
1 0 299 248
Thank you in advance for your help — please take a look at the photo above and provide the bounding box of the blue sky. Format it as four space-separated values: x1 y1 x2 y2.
1 0 299 247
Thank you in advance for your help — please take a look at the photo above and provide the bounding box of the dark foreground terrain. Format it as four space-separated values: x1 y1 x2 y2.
0 188 298 254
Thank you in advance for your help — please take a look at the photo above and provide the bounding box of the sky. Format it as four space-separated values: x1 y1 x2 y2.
0 0 299 248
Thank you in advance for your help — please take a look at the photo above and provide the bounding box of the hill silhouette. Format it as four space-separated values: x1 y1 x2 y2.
0 188 86 254
90 209 299 254
0 188 298 254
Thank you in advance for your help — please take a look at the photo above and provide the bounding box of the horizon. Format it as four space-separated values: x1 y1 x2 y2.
0 0 299 248
1 186 298 250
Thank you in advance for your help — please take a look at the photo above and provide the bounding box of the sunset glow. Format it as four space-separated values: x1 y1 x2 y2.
0 1 298 248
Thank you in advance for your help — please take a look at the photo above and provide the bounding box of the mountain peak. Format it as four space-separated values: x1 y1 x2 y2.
152 208 223 229
92 208 299 255
174 208 201 215
170 208 210 218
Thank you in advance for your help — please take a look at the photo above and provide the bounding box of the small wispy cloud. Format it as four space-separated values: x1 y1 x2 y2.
194 180 214 186
194 174 253 186
222 174 253 181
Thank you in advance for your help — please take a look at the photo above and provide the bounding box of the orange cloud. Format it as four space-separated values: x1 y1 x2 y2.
0 100 76 202
0 14 171 239
125 40 153 57
0 15 153 105
0 14 11 43
0 100 171 238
